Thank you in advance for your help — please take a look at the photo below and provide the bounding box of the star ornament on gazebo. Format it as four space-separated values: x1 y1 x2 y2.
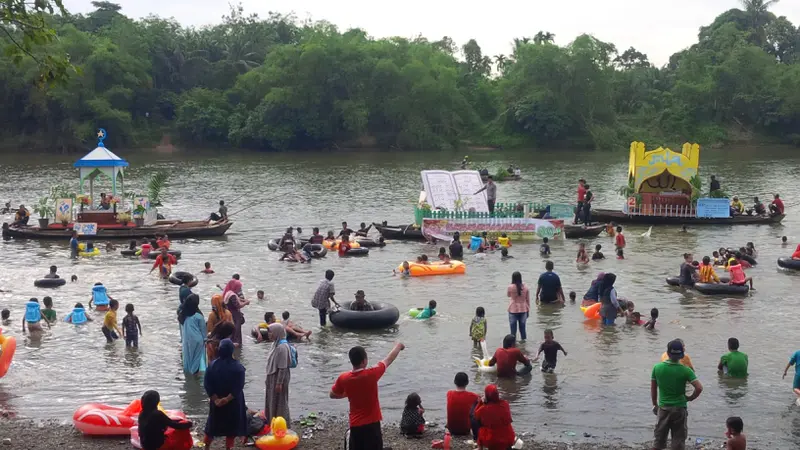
97 128 107 147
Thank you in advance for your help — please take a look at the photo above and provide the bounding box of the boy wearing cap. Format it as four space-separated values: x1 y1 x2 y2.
651 339 703 450
351 290 374 311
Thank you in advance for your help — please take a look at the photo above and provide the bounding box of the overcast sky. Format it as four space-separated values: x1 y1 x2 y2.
63 0 800 66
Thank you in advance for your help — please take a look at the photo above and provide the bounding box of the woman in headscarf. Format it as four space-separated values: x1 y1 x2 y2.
598 273 621 326
223 279 250 346
138 390 193 450
179 294 207 374
203 339 247 449
474 384 516 450
264 323 292 425
206 294 234 363
582 272 605 307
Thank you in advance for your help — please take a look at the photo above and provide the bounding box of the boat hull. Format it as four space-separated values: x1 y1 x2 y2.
564 224 606 239
372 223 426 241
591 210 785 226
2 220 232 240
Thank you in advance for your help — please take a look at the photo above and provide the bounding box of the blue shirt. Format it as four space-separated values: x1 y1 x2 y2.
70 237 79 250
790 351 800 375
537 271 562 303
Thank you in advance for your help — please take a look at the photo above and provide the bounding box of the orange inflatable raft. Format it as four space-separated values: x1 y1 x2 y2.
322 240 361 251
73 399 186 436
396 261 466 277
580 302 601 320
0 333 16 378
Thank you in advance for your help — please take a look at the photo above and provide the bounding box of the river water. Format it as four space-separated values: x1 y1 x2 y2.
1 147 799 447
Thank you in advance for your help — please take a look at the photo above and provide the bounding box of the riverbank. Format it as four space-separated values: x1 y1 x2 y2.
0 417 651 449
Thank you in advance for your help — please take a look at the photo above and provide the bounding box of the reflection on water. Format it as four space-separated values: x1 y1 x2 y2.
0 148 799 446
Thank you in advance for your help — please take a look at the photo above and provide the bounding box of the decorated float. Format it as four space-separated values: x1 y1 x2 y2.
373 169 604 241
2 130 232 240
592 141 785 225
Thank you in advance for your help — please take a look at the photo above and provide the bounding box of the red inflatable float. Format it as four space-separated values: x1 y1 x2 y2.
73 399 186 436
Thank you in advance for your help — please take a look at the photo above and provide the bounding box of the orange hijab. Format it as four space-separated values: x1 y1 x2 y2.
207 294 232 333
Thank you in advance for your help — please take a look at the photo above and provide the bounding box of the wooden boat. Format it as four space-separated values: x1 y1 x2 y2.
591 209 785 226
564 224 606 239
2 220 232 240
372 223 426 241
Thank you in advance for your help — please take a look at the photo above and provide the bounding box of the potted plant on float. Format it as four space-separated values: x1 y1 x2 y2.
109 196 119 213
76 194 91 212
133 205 146 227
34 198 55 228
117 212 131 227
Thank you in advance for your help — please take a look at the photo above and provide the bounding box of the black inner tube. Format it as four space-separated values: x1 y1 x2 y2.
694 283 749 295
267 239 281 252
120 249 138 256
148 250 182 260
777 258 800 270
329 301 399 329
302 244 327 258
169 271 197 287
341 248 369 257
34 278 66 288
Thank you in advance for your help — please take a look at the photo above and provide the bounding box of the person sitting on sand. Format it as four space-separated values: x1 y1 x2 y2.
43 265 60 279
474 384 517 450
281 311 312 340
488 334 533 377
350 290 374 312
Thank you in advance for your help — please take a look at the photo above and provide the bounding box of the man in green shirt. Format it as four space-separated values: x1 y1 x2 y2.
718 337 748 378
651 339 703 450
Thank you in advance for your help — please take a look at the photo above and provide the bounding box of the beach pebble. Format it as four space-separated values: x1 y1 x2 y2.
2 438 10 445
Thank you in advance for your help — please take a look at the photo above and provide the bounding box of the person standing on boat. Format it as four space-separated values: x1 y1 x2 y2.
474 176 497 214
575 179 586 224
710 175 721 194
582 184 594 225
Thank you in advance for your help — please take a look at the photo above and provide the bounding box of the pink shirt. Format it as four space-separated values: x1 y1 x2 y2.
507 284 530 314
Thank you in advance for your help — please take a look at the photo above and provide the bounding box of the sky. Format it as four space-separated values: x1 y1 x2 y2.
62 0 800 66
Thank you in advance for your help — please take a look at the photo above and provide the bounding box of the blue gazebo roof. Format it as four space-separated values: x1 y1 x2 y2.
73 146 129 168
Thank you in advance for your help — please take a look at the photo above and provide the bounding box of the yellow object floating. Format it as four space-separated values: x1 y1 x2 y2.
396 261 466 277
322 240 361 250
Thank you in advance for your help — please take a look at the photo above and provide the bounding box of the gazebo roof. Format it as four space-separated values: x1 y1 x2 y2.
74 146 129 168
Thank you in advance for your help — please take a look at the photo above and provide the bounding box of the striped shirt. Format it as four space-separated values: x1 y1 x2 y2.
698 264 719 283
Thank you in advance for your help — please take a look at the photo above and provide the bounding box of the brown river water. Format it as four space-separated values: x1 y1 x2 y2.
1 147 799 446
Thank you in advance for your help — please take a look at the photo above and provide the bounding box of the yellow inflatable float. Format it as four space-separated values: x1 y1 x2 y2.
0 333 16 378
77 243 101 257
322 240 361 251
472 340 496 373
580 302 601 320
396 261 466 277
255 417 299 450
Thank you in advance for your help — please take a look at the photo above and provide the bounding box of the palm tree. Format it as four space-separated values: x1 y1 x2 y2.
495 54 507 71
533 31 555 45
739 0 779 29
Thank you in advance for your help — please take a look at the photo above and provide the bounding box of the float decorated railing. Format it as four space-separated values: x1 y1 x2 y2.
414 202 573 225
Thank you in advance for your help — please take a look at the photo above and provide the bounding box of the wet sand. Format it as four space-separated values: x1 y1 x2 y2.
0 417 650 449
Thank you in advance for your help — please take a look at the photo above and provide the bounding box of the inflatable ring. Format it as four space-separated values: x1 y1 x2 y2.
694 283 749 295
168 271 197 287
340 248 369 257
408 308 421 318
740 254 757 266
148 250 181 260
322 240 361 251
34 278 66 288
667 276 729 287
580 302 601 320
778 258 800 270
73 401 186 436
0 335 17 378
396 261 466 277
474 357 497 373
330 301 399 330
120 249 138 256
79 248 101 257
255 416 299 450
267 239 281 252
302 244 327 258
356 238 385 248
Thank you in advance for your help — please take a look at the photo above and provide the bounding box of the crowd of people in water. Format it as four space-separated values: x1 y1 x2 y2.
6 197 800 450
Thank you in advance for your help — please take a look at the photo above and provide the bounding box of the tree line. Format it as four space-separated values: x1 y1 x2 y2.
1 0 799 152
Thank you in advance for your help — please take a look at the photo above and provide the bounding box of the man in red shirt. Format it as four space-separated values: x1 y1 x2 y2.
330 342 405 450
575 179 586 224
338 235 353 256
446 372 480 436
770 193 785 216
149 247 177 278
489 334 532 378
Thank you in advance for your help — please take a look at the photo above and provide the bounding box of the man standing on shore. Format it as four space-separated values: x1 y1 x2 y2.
330 343 405 450
575 179 586 224
651 339 703 450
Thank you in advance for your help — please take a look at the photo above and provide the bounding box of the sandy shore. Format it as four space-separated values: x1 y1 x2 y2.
0 416 650 450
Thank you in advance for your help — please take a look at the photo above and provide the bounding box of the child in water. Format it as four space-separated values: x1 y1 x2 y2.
725 416 746 450
533 329 567 373
102 299 122 343
256 290 265 301
415 300 437 319
122 303 142 348
399 392 426 436
606 222 616 237
438 247 451 263
615 226 626 250
324 231 336 242
64 303 92 324
71 275 78 282
591 244 605 260
576 243 589 264
42 296 56 323
568 291 576 303
500 248 513 260
395 261 411 277
616 248 625 259
281 311 312 340
200 262 214 274
782 236 789 247
44 265 60 279
1 309 10 326
470 307 487 346
644 308 658 330
539 237 551 256
89 282 115 311
23 298 50 333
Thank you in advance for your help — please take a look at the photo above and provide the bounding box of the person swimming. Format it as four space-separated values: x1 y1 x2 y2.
539 237 551 256
576 243 589 264
64 303 91 324
414 300 437 319
89 282 114 311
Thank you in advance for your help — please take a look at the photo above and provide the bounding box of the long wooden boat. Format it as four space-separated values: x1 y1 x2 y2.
591 209 785 226
564 224 606 239
372 222 426 241
2 220 233 240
